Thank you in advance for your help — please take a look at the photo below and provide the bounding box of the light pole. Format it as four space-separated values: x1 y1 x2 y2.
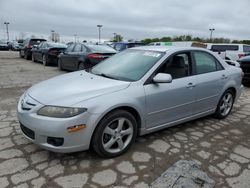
209 28 215 42
4 22 10 42
113 33 117 42
97 25 102 43
74 34 77 43
51 30 55 42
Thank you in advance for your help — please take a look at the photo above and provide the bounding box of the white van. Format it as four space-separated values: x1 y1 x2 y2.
206 43 250 61
148 41 207 48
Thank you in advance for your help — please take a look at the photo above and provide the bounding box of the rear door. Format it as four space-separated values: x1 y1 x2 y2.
144 51 196 129
192 50 226 114
69 44 83 70
61 44 75 69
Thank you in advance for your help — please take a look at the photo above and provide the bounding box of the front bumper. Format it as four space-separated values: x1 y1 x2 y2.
17 94 99 153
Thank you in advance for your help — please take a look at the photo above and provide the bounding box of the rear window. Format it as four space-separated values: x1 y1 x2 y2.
86 44 116 53
211 45 238 52
243 45 250 52
47 42 67 48
127 43 144 48
30 39 46 45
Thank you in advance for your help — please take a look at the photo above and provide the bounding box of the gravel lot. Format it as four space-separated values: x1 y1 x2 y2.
0 51 250 188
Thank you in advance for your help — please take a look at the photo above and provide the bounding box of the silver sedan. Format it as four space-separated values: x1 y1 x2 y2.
17 46 243 157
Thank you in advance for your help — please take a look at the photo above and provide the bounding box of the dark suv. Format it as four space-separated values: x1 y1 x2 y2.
238 55 250 84
20 38 46 59
113 42 144 52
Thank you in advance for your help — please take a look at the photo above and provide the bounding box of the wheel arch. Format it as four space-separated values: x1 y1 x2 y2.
90 105 142 146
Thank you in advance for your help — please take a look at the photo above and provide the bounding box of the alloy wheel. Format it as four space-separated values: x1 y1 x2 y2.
101 117 133 154
219 92 233 116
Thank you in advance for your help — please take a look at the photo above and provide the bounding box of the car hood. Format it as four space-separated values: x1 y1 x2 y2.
27 71 130 106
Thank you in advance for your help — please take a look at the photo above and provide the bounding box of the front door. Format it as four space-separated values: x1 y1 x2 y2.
144 52 196 129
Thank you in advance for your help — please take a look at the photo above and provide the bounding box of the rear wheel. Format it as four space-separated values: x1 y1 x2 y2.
31 53 36 62
24 52 29 60
19 51 24 58
78 62 85 70
42 54 48 66
92 110 137 158
214 90 234 119
58 58 64 70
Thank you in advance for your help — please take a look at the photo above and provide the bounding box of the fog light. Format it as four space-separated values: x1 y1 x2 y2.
47 137 64 147
67 124 86 133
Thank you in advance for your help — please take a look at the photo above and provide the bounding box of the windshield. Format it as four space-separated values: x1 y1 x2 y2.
91 49 164 81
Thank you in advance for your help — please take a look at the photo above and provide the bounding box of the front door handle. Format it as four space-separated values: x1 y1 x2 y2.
186 82 196 88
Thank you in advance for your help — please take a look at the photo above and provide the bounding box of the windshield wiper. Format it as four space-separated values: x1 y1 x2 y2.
95 73 119 80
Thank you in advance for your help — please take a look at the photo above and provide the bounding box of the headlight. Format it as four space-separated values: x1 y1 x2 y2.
37 106 87 118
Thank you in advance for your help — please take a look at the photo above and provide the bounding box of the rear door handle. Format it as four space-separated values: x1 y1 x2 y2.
186 82 196 88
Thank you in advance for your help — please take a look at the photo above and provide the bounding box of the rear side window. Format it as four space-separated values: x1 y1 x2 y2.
211 45 238 52
243 45 250 52
73 44 82 52
194 51 223 74
66 44 74 52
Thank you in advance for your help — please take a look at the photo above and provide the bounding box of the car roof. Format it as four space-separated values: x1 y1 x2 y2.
131 46 209 53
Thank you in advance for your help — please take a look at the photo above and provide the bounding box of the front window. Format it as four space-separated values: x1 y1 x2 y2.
243 45 250 53
91 49 164 81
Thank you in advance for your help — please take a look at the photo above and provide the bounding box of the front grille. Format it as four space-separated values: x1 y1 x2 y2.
20 123 35 139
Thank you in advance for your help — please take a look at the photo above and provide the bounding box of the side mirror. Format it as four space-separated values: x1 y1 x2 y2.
153 73 172 83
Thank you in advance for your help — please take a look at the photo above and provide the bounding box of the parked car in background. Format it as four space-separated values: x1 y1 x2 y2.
31 42 67 66
238 55 250 84
17 46 243 157
0 40 9 51
20 38 46 59
148 41 207 48
113 42 144 52
58 43 116 71
8 41 21 51
206 43 250 61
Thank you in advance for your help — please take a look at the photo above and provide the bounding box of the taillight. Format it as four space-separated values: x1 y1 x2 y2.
238 54 245 59
27 44 32 48
87 53 105 59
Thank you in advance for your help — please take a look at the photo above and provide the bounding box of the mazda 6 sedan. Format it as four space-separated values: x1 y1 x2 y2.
17 46 243 157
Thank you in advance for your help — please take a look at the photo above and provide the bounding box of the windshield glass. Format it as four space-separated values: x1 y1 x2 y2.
91 49 164 81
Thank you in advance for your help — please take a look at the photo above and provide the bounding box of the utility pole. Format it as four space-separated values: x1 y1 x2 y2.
209 28 215 42
4 22 10 42
97 25 102 43
74 34 77 43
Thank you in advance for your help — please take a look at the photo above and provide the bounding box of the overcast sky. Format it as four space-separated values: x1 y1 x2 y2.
0 0 250 42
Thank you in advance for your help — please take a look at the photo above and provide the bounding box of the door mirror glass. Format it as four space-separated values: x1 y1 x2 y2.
153 73 172 83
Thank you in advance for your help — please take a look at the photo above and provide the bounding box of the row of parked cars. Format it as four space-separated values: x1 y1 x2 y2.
18 38 250 84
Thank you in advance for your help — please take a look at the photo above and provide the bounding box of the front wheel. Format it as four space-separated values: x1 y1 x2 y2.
214 90 234 119
92 110 137 158
58 58 64 70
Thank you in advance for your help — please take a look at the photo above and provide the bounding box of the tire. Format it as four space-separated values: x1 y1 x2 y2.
42 54 48 66
58 58 64 70
78 62 85 70
24 52 29 60
31 53 36 62
19 51 24 58
92 110 137 158
214 90 235 119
